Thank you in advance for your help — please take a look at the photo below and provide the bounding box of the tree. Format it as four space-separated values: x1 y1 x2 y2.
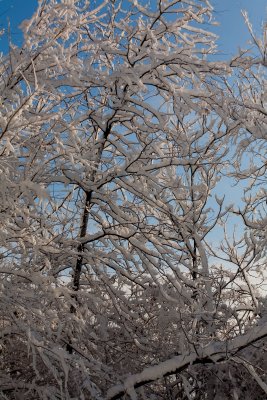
0 0 266 399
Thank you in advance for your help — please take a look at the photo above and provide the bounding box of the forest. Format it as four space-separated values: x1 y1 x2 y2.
0 0 266 399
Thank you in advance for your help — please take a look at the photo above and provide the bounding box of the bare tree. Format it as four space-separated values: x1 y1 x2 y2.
0 1 266 399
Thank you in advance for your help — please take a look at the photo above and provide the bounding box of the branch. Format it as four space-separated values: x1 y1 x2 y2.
232 356 267 395
107 321 267 399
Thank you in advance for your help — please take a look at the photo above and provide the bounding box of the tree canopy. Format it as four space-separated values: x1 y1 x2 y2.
0 0 266 399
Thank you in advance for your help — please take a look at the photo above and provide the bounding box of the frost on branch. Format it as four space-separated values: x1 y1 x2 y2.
0 0 266 399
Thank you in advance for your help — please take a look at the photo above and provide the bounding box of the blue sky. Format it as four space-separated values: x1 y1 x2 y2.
0 0 266 56
0 0 264 248
0 0 265 204
213 0 266 56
